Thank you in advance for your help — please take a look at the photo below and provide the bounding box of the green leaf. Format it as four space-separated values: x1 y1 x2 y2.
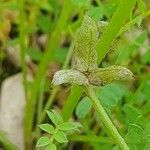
52 69 89 86
72 0 88 6
37 15 52 33
144 135 150 150
117 31 147 64
141 50 150 64
36 136 50 147
141 81 150 99
123 104 141 124
94 65 134 85
26 47 42 61
59 122 79 131
54 131 68 143
46 110 62 126
75 97 92 118
88 6 103 21
72 15 99 72
126 124 143 144
97 21 108 34
45 143 57 150
97 83 128 108
39 124 55 134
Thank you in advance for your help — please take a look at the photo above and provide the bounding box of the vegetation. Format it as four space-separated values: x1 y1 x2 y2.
0 0 150 150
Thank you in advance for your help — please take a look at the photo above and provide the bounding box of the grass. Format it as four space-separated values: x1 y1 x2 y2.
1 0 150 149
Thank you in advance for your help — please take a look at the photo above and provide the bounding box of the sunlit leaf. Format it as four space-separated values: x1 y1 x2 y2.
46 110 62 126
59 122 79 131
54 131 68 143
36 136 50 147
45 143 56 150
39 124 55 134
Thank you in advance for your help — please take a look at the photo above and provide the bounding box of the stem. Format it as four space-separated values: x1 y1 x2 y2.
84 85 129 150
24 0 73 142
18 0 27 96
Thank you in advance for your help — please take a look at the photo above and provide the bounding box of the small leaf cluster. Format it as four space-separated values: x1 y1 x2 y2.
36 110 81 150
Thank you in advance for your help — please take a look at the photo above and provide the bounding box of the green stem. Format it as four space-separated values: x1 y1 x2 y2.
18 0 27 96
24 0 73 142
84 85 129 150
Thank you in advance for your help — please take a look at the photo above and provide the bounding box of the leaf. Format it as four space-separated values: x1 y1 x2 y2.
96 83 128 108
72 15 99 72
37 15 52 33
59 122 79 131
88 6 104 21
36 136 50 147
45 143 57 150
144 135 150 150
72 0 88 6
97 21 108 34
54 131 68 143
94 65 134 85
39 124 55 134
26 47 42 61
75 97 92 118
46 110 62 126
141 50 150 64
123 104 141 124
52 69 89 86
117 32 147 64
141 81 150 99
126 124 143 144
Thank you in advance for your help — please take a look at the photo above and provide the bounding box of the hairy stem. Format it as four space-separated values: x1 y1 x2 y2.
84 85 129 150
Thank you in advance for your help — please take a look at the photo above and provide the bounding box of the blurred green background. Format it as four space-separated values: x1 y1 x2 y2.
0 0 150 150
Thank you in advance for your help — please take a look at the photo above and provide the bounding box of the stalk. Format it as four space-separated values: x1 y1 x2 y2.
84 85 129 150
24 0 73 143
18 0 27 95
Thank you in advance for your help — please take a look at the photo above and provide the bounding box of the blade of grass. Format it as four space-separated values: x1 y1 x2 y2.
24 0 73 144
18 0 27 96
62 85 83 121
117 10 150 37
0 131 19 150
97 0 137 62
